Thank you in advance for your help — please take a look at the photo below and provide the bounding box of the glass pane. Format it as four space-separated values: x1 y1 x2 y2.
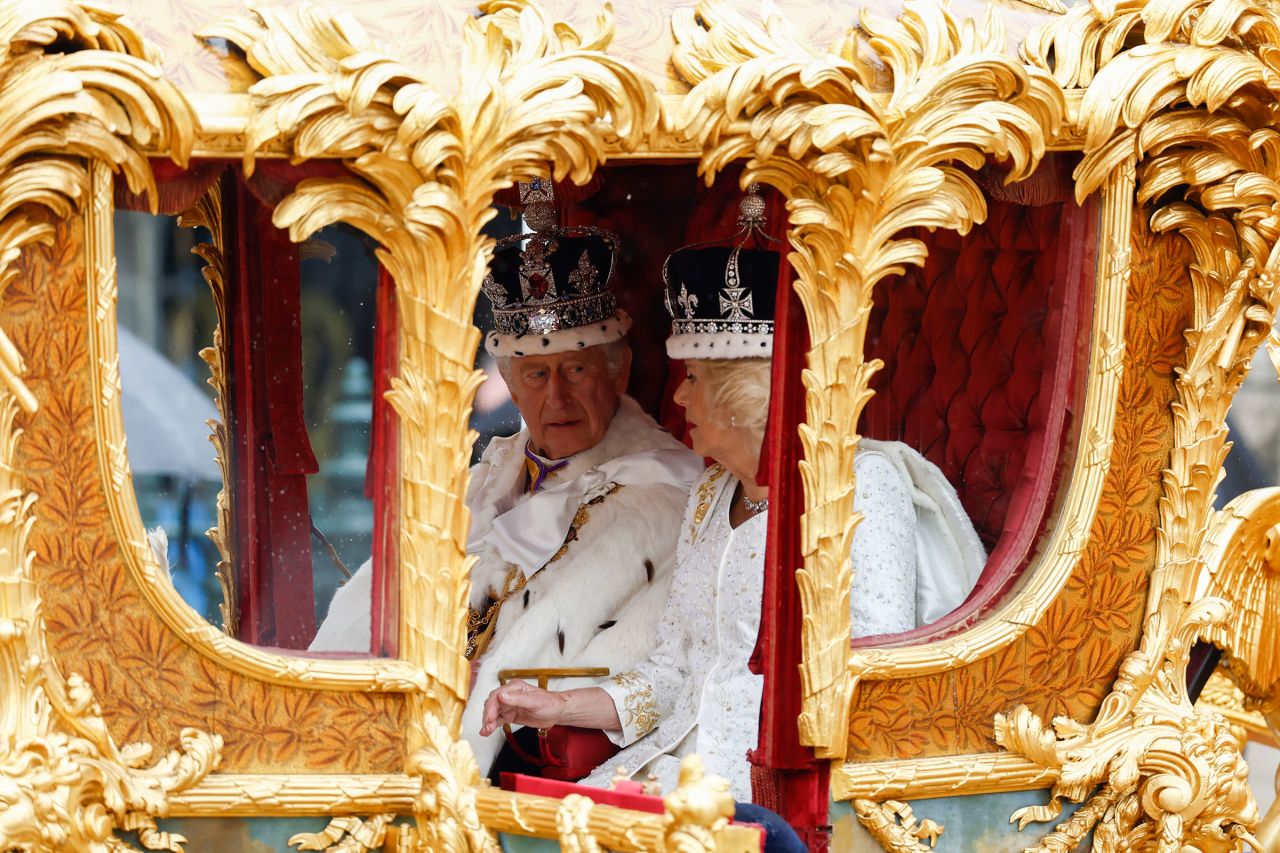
299 223 378 633
115 207 223 626
115 178 387 655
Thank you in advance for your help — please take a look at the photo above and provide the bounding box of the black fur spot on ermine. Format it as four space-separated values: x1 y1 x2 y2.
598 620 616 630
644 559 655 583
557 628 565 654
523 589 530 609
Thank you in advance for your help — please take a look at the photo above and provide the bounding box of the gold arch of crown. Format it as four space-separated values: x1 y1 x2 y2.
2 0 1280 849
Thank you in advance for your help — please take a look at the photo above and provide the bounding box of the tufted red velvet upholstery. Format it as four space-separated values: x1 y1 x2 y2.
853 196 1096 645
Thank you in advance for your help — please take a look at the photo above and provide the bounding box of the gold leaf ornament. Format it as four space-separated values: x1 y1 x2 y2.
289 815 395 853
853 799 944 851
0 0 192 413
995 7 1280 847
207 1 658 847
670 0 1065 759
662 755 736 853
995 592 1262 852
0 3 220 852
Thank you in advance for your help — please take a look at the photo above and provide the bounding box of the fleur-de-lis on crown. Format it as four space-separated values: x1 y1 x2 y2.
677 284 698 318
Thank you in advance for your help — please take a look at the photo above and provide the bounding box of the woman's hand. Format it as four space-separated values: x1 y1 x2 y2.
480 680 568 736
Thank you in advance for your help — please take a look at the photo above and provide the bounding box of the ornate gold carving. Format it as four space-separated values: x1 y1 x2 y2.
1202 489 1280 706
207 0 657 845
831 751 1058 801
290 815 395 852
1197 670 1274 746
556 794 601 853
469 774 762 851
0 5 228 849
0 0 190 414
996 594 1261 851
853 799 943 852
87 152 426 696
838 167 1149 766
167 773 419 815
670 0 1066 758
0 378 222 851
176 180 238 637
475 786 665 850
991 2 1280 845
403 712 496 853
663 755 737 853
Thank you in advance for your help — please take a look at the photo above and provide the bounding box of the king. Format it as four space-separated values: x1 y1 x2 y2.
312 181 701 778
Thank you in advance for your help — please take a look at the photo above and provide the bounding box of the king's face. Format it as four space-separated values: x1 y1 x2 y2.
505 346 629 459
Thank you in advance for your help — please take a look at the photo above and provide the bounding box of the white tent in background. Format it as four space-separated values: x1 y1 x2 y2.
116 325 221 482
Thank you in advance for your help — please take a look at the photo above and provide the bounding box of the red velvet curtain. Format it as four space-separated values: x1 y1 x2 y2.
222 172 319 648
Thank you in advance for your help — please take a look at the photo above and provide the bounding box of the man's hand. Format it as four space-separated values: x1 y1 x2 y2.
480 679 567 736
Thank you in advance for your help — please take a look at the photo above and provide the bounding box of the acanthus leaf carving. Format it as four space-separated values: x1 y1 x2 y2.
853 799 944 852
289 814 395 853
0 3 222 851
670 0 1065 759
1000 0 1280 848
206 1 658 847
176 183 238 638
995 592 1259 852
662 755 736 853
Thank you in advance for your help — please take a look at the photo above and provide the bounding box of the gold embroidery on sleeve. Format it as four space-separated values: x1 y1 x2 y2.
611 671 659 737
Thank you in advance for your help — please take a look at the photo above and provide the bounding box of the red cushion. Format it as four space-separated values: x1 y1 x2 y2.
855 197 1095 644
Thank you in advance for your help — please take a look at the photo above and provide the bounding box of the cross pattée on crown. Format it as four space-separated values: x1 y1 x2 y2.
719 286 753 320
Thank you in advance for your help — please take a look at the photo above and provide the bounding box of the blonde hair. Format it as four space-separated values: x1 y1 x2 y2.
690 357 772 452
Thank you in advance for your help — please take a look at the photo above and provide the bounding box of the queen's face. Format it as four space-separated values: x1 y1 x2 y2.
505 345 630 460
673 360 738 465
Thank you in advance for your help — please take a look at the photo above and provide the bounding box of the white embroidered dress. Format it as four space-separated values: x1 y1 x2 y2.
582 447 942 801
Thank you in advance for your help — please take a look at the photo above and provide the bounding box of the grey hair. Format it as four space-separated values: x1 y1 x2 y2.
495 338 631 383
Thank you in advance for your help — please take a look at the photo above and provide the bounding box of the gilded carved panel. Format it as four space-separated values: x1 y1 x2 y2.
103 0 1060 99
845 210 1192 760
11 209 406 775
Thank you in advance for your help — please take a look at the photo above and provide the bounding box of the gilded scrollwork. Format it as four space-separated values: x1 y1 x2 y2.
176 183 238 637
853 799 943 852
994 0 1280 847
670 0 1065 759
205 0 658 846
0 3 227 850
662 755 736 853
289 814 395 853
556 794 602 853
1201 488 1280 709
3 381 219 853
0 0 191 414
996 593 1261 851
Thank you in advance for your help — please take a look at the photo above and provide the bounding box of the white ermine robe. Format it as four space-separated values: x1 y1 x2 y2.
310 396 701 776
581 442 985 800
